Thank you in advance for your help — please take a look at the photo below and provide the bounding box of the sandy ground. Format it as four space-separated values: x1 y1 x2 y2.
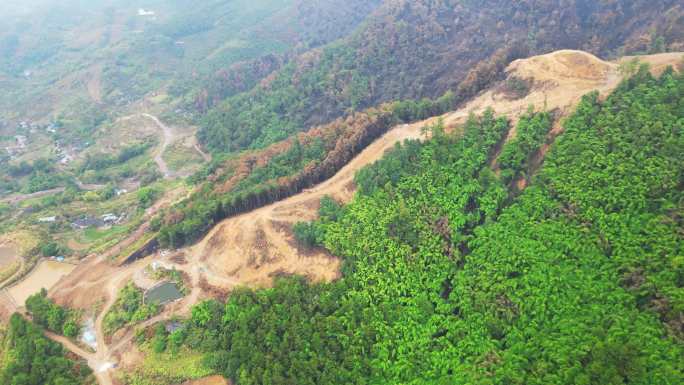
14 50 681 385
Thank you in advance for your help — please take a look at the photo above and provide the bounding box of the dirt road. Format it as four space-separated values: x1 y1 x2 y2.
44 331 113 385
141 113 176 179
116 113 181 179
0 187 66 205
118 113 210 179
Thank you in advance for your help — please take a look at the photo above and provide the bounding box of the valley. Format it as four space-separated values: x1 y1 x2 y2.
0 1 683 385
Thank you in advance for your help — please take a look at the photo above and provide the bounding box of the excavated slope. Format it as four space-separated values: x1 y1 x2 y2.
190 50 682 287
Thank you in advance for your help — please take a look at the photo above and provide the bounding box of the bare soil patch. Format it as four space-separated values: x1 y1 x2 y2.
0 245 18 269
182 375 230 385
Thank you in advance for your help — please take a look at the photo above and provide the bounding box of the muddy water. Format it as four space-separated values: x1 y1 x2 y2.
0 245 18 269
8 260 76 306
144 282 183 305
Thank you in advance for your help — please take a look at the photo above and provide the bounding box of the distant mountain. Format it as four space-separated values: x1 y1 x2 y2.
0 0 383 122
198 0 684 153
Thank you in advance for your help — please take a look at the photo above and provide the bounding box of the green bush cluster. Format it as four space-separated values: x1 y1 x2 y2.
497 109 552 185
104 283 160 334
292 196 344 248
25 289 81 338
80 143 151 172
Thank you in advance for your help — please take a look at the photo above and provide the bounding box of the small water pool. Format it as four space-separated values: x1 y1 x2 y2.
144 282 183 305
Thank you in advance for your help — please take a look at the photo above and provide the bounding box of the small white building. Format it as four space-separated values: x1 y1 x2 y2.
38 216 57 223
138 8 155 16
102 213 119 223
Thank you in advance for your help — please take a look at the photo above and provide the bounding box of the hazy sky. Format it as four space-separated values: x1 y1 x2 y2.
0 0 136 18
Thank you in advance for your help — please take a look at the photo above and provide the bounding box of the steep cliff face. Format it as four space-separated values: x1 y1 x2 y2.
198 0 684 153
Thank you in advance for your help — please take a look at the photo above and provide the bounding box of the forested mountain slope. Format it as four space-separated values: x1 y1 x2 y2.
198 0 684 153
166 63 684 385
153 50 678 256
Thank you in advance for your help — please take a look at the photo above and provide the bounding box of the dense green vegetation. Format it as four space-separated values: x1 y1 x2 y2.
497 110 552 186
104 282 160 335
0 314 93 385
292 195 343 248
26 289 81 338
80 143 151 172
154 68 683 384
0 158 67 194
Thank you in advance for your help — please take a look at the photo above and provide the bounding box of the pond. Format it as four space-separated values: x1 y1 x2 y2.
8 260 76 306
144 282 183 305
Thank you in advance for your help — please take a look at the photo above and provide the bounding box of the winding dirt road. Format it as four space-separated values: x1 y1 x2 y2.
116 113 183 179
141 113 176 179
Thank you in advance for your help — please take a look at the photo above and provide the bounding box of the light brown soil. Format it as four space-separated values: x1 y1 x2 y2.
182 376 230 385
67 238 91 252
448 50 621 137
619 52 684 76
